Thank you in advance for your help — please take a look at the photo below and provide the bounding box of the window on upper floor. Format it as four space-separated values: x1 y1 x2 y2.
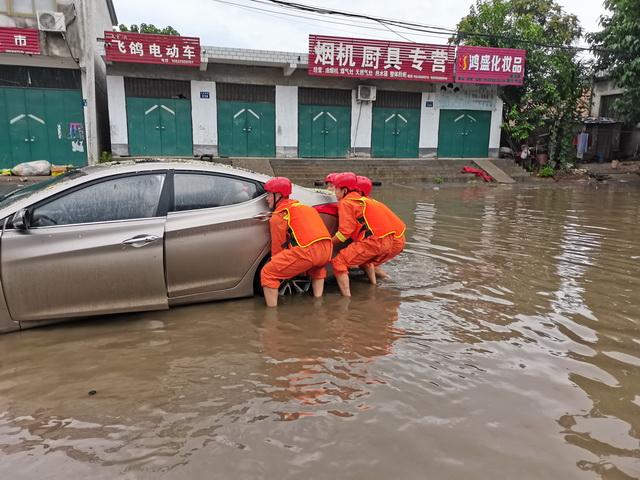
599 94 623 119
1 0 56 16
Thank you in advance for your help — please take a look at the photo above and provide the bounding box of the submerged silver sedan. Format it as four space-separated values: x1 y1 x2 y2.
0 161 335 333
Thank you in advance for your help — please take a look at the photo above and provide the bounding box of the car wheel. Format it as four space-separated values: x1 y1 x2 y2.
279 277 312 296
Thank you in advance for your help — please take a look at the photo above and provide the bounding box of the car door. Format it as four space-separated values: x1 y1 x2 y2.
0 172 169 323
164 171 269 298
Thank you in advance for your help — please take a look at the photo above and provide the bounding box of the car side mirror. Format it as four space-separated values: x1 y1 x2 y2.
12 209 30 232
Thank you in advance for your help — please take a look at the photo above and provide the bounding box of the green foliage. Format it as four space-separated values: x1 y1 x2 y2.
118 24 180 36
538 165 555 177
434 176 444 184
454 0 588 168
99 151 113 164
588 0 640 123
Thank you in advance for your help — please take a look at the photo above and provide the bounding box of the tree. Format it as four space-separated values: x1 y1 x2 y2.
588 0 640 123
454 0 588 168
118 24 180 36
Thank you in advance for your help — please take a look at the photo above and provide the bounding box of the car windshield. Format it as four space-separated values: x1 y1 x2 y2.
0 170 86 210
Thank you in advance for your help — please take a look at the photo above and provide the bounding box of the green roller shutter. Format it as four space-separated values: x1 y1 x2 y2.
126 97 193 156
0 87 87 169
217 100 275 157
438 109 491 158
298 105 351 158
371 107 420 158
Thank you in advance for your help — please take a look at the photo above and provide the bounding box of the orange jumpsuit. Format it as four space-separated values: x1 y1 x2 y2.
261 198 333 289
331 192 404 273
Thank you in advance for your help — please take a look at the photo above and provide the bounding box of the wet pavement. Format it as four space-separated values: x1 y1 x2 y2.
1 183 639 479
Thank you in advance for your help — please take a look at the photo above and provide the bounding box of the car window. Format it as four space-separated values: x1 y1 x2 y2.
31 174 166 227
173 173 260 212
0 170 86 210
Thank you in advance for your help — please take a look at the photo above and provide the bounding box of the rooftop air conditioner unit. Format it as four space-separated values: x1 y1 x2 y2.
37 11 66 32
357 85 377 102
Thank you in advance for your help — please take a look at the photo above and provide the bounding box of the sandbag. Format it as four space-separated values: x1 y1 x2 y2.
12 160 51 176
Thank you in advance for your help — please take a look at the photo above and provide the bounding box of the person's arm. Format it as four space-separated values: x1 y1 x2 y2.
270 213 288 256
333 200 360 244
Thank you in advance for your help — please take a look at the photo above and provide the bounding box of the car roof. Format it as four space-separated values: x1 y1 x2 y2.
79 160 273 183
0 160 274 216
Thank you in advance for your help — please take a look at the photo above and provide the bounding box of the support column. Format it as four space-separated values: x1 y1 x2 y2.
80 0 98 164
350 90 372 157
107 76 129 156
275 86 298 158
419 91 439 158
489 97 503 158
191 81 218 156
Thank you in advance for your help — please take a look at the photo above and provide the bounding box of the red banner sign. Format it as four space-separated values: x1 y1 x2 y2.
104 31 201 67
0 28 40 55
455 46 526 85
308 34 455 83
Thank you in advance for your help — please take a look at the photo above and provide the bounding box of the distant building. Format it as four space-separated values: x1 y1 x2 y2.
0 0 117 168
581 74 640 162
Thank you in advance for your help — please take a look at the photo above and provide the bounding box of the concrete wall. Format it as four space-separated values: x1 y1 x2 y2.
275 86 298 158
191 81 218 156
350 91 373 157
107 75 128 156
419 91 439 157
590 78 624 117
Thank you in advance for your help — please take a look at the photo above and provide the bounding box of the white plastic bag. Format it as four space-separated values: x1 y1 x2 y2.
12 160 51 176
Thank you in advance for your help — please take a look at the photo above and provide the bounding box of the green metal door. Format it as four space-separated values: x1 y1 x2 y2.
0 87 87 169
218 101 275 157
463 110 491 157
127 97 192 156
371 107 419 158
438 109 491 158
298 105 350 158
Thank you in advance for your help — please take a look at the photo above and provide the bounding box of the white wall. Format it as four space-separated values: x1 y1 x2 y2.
106 75 128 155
191 81 217 154
351 90 372 154
275 86 298 156
489 97 503 153
419 91 439 155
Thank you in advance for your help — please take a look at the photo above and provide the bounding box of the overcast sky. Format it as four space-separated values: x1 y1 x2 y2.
111 0 606 52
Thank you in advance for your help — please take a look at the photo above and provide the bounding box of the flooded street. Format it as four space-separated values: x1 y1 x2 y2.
1 183 639 479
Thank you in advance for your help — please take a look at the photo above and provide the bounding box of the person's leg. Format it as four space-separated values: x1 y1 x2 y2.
332 239 382 296
261 248 315 307
307 240 332 298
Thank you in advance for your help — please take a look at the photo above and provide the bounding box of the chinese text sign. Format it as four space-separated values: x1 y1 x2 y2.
0 28 40 55
104 32 201 67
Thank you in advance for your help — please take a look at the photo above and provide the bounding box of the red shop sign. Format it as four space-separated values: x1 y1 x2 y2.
455 46 526 86
0 28 40 55
104 31 201 67
308 34 454 83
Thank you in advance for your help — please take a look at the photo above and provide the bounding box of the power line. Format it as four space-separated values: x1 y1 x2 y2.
209 0 444 41
260 0 619 54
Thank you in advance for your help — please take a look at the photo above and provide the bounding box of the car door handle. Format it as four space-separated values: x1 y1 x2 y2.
122 234 160 247
253 212 272 221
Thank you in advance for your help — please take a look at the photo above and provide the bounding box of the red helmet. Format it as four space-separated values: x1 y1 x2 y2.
324 172 338 184
356 176 373 196
264 177 292 197
333 172 358 191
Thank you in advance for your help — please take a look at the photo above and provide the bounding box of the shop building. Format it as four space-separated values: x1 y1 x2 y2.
0 0 117 168
104 34 525 161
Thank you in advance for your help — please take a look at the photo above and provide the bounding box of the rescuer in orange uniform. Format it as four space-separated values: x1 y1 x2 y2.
260 177 333 307
355 175 406 280
331 172 406 297
324 172 338 193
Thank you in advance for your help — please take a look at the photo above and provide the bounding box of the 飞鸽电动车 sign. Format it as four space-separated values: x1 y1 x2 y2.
104 31 201 67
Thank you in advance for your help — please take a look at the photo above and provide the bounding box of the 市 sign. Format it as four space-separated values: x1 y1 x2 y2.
0 28 40 55
455 46 526 85
104 31 201 67
309 34 455 83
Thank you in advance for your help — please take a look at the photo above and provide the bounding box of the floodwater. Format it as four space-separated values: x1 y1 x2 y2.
1 183 639 480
